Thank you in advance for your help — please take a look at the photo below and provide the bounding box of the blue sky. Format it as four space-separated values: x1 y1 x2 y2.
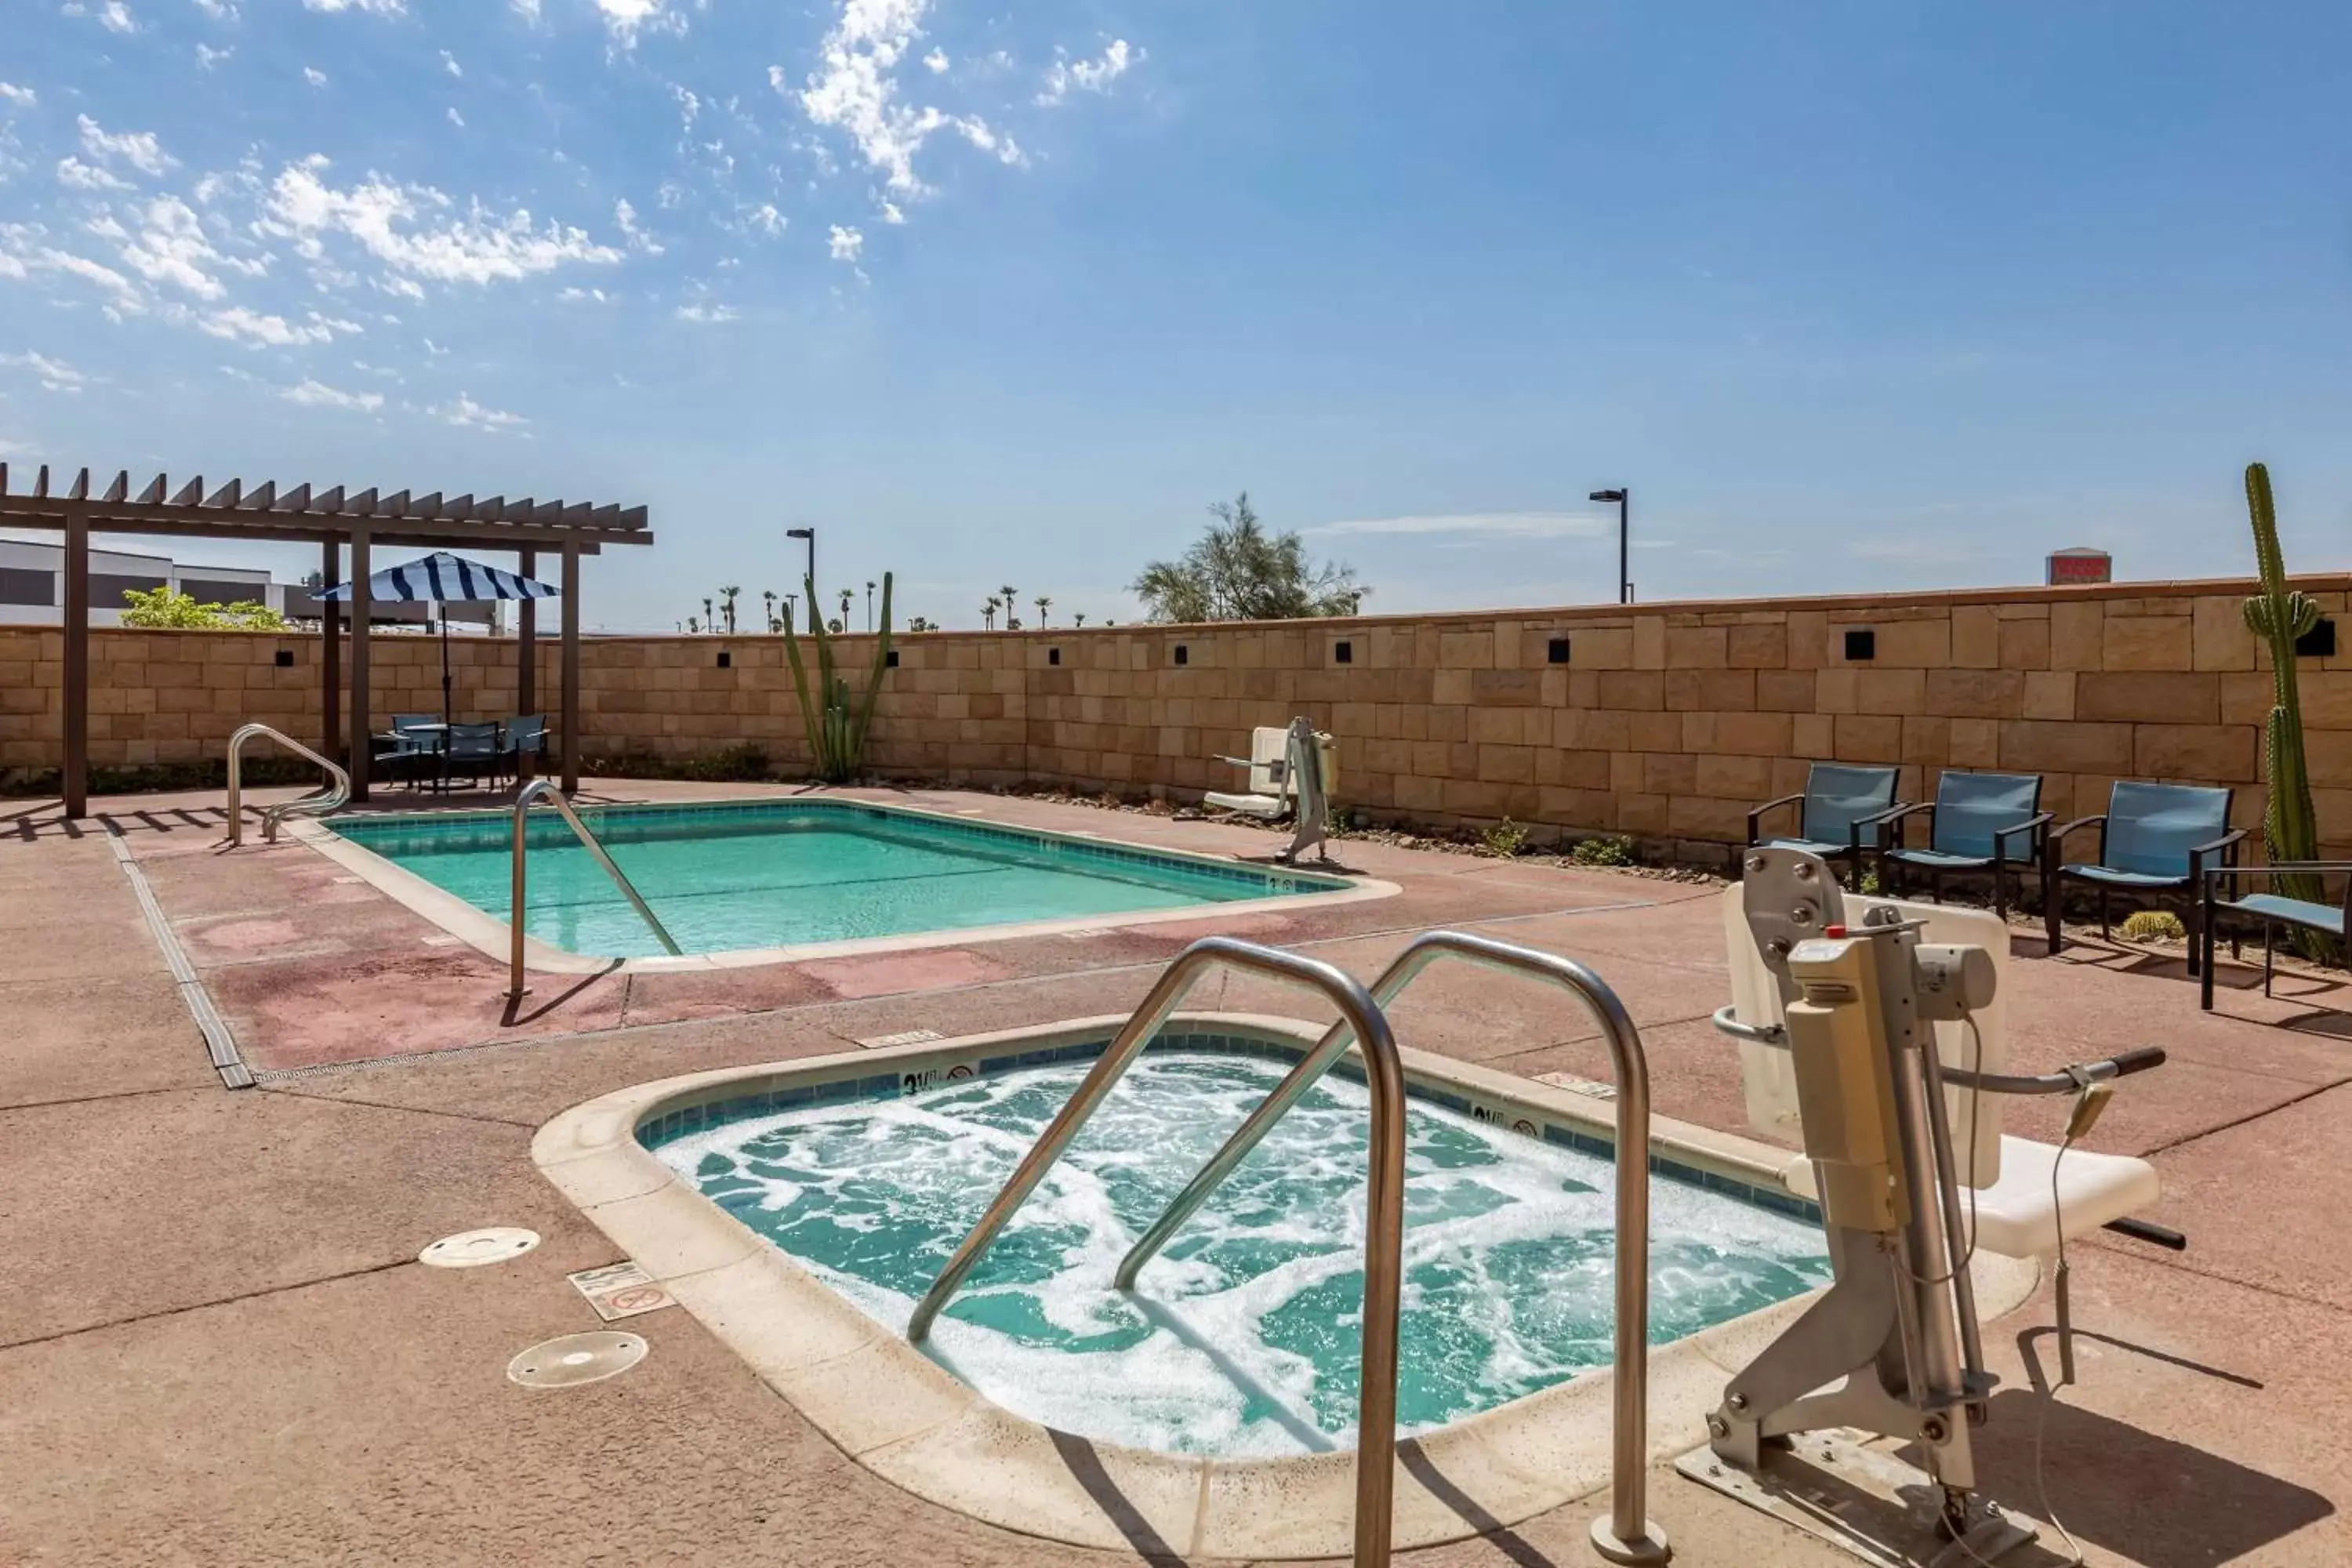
2 1 2349 631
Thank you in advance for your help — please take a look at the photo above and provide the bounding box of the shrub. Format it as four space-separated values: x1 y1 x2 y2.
1569 835 1635 868
1479 817 1530 858
2119 909 2187 943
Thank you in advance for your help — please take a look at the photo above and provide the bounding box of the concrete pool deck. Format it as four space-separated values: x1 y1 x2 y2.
5 779 2352 1565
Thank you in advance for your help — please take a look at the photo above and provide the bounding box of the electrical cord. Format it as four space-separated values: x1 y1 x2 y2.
1894 1009 1987 1289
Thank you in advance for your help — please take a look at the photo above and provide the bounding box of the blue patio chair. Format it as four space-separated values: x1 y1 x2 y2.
1873 769 2049 919
1740 762 1902 890
374 713 442 790
2200 862 2352 1009
441 720 505 790
500 713 547 781
2043 781 2244 974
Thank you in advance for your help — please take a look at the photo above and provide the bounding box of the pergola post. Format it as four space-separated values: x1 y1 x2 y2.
320 540 341 762
561 541 580 793
62 511 89 820
348 530 372 803
517 546 537 777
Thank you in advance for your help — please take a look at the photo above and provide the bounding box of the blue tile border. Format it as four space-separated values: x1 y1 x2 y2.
633 1030 1820 1229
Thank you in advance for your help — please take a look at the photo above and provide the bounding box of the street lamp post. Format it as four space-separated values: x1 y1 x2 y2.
1589 488 1629 605
786 527 817 631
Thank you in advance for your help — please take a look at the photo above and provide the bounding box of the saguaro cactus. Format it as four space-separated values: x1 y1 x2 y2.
2241 463 2326 910
782 570 894 782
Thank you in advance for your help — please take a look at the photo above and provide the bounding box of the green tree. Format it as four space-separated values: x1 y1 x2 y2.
120 586 290 631
1131 492 1366 622
982 597 1000 630
720 586 740 634
1034 594 1051 627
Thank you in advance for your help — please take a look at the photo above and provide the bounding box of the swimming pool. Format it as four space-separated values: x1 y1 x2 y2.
328 799 1361 959
648 1047 1832 1458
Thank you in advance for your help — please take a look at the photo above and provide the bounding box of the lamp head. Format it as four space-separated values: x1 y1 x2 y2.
1588 489 1625 504
786 528 815 539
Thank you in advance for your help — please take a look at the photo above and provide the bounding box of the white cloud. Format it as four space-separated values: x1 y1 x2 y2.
877 199 903 225
56 157 133 192
596 0 684 47
446 107 465 128
1305 512 1609 540
0 84 37 107
827 223 862 261
3 350 90 392
192 0 238 16
3 232 146 312
303 66 328 87
510 0 542 21
674 302 736 322
1037 38 1138 106
281 377 383 412
439 392 525 430
114 195 238 298
94 2 139 34
198 305 358 347
922 49 947 73
440 49 463 78
261 156 622 288
613 197 662 254
557 285 608 302
77 115 173 177
787 0 1022 196
196 42 233 70
302 0 405 13
749 202 786 236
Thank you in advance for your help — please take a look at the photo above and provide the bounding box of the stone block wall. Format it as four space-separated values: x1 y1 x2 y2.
5 575 2349 856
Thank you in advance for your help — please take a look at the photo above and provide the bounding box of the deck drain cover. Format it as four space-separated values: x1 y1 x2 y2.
419 1227 541 1269
508 1332 646 1389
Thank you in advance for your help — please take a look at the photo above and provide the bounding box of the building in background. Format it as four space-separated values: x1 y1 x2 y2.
0 537 494 629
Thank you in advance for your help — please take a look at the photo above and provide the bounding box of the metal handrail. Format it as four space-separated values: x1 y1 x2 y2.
507 779 681 999
1115 929 1669 1566
225 722 350 847
905 936 1407 1568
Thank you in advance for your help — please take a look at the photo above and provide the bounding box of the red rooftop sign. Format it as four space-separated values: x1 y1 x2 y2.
2046 548 2112 586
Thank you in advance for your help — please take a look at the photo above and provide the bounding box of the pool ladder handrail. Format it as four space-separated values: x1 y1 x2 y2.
224 722 350 847
905 935 1409 1568
507 779 682 999
1116 928 1670 1566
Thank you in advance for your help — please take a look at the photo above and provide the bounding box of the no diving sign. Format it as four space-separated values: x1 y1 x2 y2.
567 1261 677 1323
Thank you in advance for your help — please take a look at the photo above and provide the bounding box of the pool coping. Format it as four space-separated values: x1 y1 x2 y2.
294 794 1399 975
530 1011 2039 1559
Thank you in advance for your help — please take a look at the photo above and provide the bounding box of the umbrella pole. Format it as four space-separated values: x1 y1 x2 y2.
439 603 453 729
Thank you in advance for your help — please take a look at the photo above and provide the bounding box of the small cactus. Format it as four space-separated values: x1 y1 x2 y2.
2241 463 2325 909
782 571 893 783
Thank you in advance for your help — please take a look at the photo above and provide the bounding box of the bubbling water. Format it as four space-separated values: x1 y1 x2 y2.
660 1054 1829 1457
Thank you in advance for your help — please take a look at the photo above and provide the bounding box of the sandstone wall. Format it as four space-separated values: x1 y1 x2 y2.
5 576 2347 854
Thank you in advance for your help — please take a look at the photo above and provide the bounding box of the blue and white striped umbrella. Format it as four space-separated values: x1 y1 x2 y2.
318 551 560 730
314 550 560 604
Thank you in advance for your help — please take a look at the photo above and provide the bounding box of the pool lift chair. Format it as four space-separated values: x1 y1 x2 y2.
1691 847 2183 1566
1203 716 1338 864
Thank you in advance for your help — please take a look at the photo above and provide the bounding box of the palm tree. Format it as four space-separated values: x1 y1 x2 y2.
1034 595 1051 627
866 579 877 631
1000 586 1017 630
762 589 777 631
702 596 714 631
982 597 999 631
837 587 853 628
1073 612 1087 628
720 586 740 634
687 615 702 633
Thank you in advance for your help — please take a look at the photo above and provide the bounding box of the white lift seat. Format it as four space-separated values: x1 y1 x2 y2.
1204 726 1291 818
1779 1134 2160 1259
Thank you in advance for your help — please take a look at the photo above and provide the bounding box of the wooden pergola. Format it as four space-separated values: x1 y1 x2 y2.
1 463 655 818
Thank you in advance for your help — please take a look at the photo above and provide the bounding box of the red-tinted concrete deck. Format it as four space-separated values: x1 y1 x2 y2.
3 782 2349 1565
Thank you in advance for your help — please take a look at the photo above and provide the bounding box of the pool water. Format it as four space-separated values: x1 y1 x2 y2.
656 1052 1832 1457
333 800 1345 956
